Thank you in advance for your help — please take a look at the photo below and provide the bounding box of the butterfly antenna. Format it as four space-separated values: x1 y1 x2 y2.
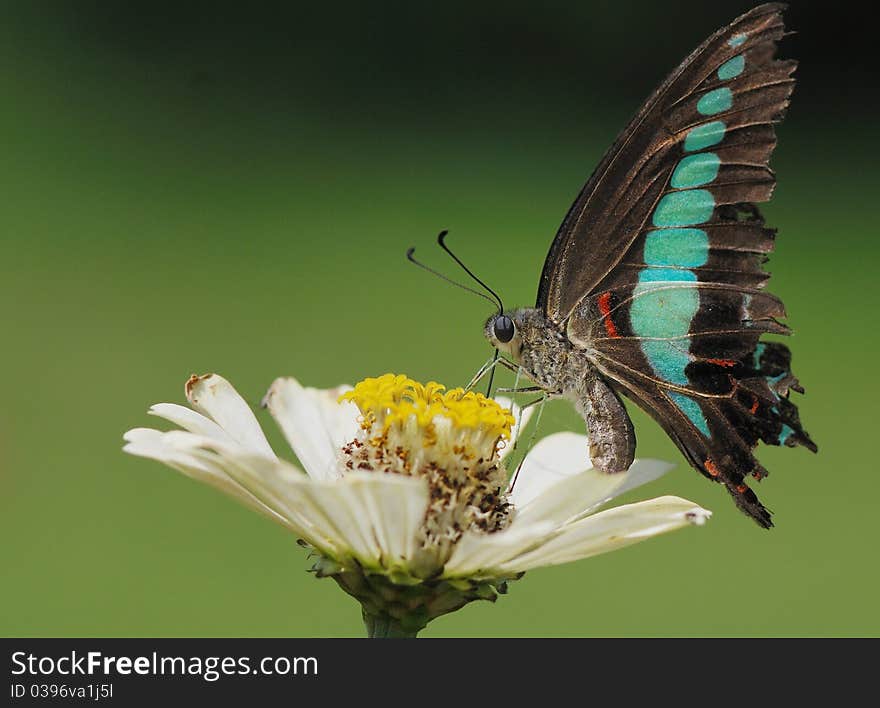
408 230 506 398
406 246 499 308
437 230 504 313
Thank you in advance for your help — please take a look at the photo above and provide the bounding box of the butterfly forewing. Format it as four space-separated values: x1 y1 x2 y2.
538 3 815 527
537 2 792 321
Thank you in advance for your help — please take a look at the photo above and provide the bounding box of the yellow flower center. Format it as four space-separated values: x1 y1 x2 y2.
339 374 516 573
340 373 515 447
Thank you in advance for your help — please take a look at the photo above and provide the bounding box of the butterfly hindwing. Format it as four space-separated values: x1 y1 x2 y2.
538 3 814 526
592 340 815 528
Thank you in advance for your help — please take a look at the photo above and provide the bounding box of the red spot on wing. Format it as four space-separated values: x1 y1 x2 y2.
704 458 720 477
749 394 760 414
706 358 737 367
735 483 749 494
598 292 619 338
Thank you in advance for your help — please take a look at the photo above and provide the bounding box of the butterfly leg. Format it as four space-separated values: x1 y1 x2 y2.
574 376 636 474
465 355 520 391
508 394 549 493
495 385 544 394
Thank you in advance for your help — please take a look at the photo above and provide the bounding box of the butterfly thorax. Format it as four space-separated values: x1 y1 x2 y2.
488 308 597 400
486 308 599 401
486 307 636 474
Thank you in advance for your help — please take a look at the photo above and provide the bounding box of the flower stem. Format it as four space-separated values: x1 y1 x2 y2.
362 610 419 638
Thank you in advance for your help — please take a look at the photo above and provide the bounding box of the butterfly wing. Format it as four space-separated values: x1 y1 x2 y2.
538 3 815 526
537 2 793 322
581 333 815 527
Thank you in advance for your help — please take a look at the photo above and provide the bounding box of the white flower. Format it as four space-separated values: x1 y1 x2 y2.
123 372 710 636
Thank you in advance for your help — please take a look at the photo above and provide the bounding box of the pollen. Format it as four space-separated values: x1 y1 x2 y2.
341 373 515 444
339 374 516 567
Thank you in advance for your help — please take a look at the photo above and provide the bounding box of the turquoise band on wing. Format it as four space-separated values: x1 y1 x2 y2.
697 87 733 116
630 283 699 338
637 267 699 284
779 424 795 444
640 342 692 386
652 190 715 227
752 342 767 368
630 269 699 384
631 41 748 434
671 153 721 188
632 273 700 343
669 392 711 436
684 121 726 152
718 55 745 80
644 228 709 268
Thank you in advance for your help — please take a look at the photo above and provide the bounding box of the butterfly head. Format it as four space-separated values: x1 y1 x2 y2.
485 310 524 359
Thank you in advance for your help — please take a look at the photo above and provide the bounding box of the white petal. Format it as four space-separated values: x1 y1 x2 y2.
341 473 429 571
262 377 359 481
443 519 558 579
444 456 673 579
125 419 430 571
497 496 711 573
184 374 276 458
572 458 676 518
123 428 292 530
507 431 594 507
494 396 535 460
218 458 429 572
125 427 354 557
509 432 674 524
148 403 230 441
189 446 348 557
513 463 675 531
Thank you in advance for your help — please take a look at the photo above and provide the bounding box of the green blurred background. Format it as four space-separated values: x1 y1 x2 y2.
1 1 876 637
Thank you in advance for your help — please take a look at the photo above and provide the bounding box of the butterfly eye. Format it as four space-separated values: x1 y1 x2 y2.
494 315 515 343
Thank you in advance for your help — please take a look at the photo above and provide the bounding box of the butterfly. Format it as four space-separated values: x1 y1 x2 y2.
468 2 816 528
